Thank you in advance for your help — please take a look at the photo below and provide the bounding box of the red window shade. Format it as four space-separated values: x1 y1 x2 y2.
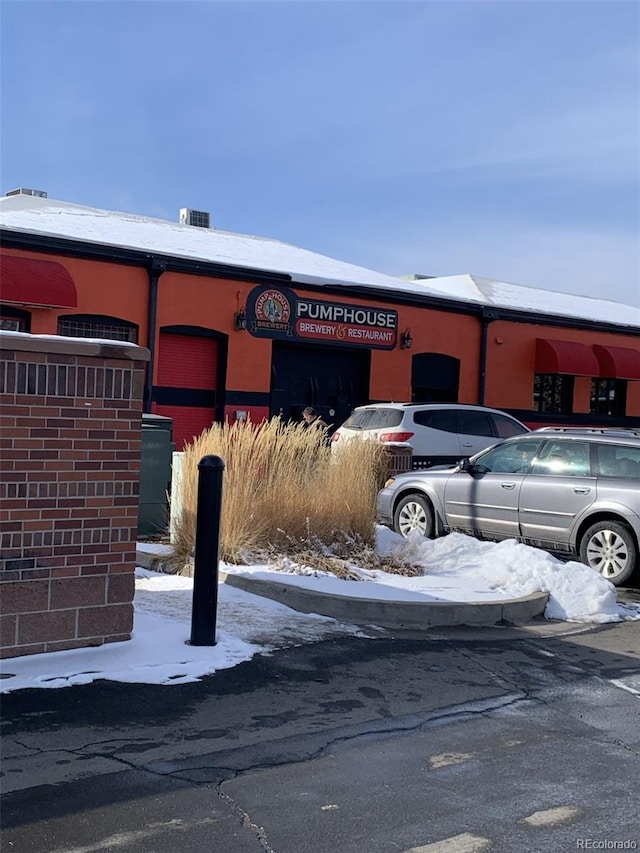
0 254 77 308
593 344 640 380
157 332 218 389
535 338 599 376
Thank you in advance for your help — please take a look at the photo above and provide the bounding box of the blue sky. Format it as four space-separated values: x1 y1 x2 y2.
2 1 639 306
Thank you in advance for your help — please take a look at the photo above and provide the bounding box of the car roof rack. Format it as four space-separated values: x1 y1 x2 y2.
534 426 640 437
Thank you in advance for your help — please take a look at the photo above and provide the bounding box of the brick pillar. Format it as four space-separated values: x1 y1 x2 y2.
0 332 150 658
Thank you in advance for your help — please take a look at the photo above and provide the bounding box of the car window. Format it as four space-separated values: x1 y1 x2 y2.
342 408 403 429
532 440 591 477
491 413 528 438
457 410 494 437
413 410 457 433
472 439 544 473
594 443 640 479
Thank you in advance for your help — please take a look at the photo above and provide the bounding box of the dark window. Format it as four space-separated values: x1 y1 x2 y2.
1 317 24 331
590 378 627 417
594 443 640 478
1 305 30 332
58 314 138 343
411 353 460 403
413 409 457 432
457 410 494 437
533 374 574 414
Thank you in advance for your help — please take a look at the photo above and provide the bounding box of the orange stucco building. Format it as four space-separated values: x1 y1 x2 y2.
1 191 639 449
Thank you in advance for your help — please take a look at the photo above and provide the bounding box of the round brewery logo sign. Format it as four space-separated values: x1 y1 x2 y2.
255 289 292 329
246 285 397 349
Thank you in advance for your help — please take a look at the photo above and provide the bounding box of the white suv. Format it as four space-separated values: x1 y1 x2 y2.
331 403 529 468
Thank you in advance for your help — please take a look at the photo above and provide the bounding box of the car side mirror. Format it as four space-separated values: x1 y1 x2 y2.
458 457 472 472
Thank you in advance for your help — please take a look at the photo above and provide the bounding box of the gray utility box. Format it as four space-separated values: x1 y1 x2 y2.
138 414 175 537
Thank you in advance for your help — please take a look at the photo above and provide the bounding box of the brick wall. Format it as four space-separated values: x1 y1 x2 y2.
0 332 150 659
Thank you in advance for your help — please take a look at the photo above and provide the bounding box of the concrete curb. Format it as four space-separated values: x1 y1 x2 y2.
136 547 549 629
219 571 549 629
135 547 177 573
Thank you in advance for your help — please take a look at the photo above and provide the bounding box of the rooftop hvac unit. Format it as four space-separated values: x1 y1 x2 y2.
179 208 211 229
5 187 48 198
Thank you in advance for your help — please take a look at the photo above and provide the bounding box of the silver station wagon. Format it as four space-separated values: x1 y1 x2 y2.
377 429 640 585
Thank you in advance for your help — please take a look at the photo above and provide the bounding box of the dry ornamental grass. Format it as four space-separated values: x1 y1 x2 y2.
170 417 419 577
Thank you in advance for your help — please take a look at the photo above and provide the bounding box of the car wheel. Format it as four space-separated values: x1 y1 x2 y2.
393 494 435 539
579 520 637 586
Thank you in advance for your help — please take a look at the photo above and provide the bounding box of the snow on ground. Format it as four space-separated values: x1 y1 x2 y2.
1 530 638 693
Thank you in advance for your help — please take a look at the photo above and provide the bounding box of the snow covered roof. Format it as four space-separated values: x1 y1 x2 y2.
404 274 640 329
0 194 409 291
1 194 639 329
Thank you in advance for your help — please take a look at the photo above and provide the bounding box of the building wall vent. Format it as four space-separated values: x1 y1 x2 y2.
5 187 48 198
179 208 211 229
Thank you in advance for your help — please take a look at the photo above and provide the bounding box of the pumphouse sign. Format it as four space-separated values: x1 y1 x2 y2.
246 286 398 349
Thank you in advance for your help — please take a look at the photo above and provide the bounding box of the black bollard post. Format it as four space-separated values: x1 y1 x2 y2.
189 455 225 646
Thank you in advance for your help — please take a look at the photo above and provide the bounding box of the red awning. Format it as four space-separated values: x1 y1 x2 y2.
0 254 78 309
593 344 640 380
535 338 599 376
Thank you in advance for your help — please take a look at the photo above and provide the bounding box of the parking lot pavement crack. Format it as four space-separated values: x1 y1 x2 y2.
9 738 43 755
136 692 530 786
5 736 194 779
73 736 169 758
537 720 640 758
456 648 530 695
4 738 98 764
610 739 640 758
215 784 279 853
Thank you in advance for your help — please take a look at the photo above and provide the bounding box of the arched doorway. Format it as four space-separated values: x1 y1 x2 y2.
411 352 460 403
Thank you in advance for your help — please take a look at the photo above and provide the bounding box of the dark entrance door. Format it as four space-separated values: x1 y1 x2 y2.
411 352 460 403
270 342 370 430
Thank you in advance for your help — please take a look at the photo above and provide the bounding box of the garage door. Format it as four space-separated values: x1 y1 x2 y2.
153 331 218 449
